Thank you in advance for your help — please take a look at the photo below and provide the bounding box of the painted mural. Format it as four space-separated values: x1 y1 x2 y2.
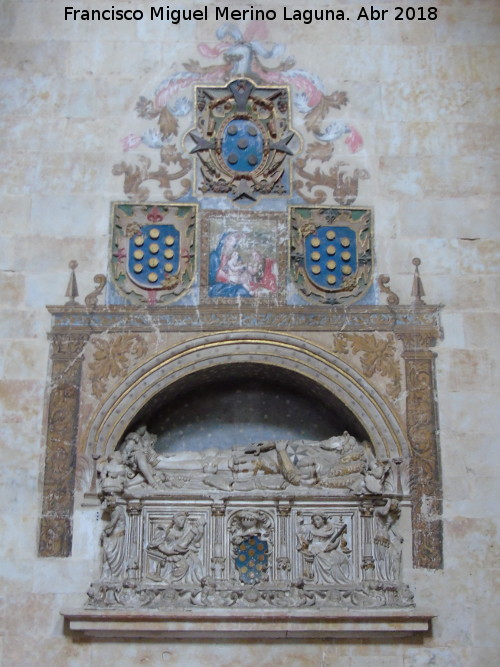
208 217 279 299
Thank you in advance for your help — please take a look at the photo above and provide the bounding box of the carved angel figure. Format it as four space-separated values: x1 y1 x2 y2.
147 512 205 583
97 451 127 496
297 513 351 584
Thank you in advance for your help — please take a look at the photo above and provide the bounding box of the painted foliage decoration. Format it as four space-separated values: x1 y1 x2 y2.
111 203 196 305
115 22 366 206
290 207 372 305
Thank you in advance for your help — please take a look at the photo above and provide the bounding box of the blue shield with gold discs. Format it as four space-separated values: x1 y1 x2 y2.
305 226 357 291
127 224 180 289
235 536 269 584
290 207 373 306
221 119 264 173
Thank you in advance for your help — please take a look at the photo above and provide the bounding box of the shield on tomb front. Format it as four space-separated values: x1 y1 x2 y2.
111 203 197 306
235 536 269 584
290 207 373 306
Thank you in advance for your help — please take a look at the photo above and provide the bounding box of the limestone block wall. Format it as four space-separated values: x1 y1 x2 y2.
0 0 499 665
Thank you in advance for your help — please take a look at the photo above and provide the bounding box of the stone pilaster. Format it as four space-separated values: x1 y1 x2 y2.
38 333 88 557
276 501 292 579
398 331 443 570
360 501 375 580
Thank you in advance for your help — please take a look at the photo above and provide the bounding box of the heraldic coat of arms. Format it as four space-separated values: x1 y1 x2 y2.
111 203 197 306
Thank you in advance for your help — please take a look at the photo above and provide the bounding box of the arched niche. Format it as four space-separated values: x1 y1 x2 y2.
84 331 409 470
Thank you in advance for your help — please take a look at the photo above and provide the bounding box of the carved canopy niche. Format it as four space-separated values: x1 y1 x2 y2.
41 301 441 638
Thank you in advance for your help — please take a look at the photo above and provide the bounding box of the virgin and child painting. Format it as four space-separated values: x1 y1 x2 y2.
208 220 279 298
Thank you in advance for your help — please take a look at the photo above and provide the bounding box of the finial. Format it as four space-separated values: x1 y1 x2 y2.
65 260 79 306
377 274 400 306
411 257 426 305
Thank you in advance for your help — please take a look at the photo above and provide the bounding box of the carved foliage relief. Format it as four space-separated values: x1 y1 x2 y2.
88 334 148 399
332 333 404 406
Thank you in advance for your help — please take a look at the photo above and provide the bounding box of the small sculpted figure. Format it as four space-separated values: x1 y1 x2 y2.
97 450 127 495
147 512 205 583
121 426 161 488
298 513 351 584
101 502 126 579
373 498 403 581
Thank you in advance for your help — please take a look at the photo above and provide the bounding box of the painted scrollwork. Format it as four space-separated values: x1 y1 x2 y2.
294 160 370 206
112 151 192 202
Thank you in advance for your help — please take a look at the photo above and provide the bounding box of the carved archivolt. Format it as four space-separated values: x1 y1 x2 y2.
83 331 409 468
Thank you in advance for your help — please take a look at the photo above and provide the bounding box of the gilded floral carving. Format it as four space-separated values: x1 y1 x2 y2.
332 333 402 401
88 334 148 399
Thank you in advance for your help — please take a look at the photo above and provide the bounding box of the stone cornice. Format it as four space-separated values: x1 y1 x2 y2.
47 304 443 337
62 607 434 639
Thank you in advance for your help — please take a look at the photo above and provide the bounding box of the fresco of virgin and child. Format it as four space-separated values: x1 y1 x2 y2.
208 230 278 298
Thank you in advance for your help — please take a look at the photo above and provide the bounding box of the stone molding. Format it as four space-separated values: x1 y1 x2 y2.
62 607 434 639
47 304 441 333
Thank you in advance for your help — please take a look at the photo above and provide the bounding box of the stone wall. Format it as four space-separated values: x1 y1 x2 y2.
1 1 499 665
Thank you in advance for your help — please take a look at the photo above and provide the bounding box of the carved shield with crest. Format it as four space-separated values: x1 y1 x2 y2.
290 207 373 305
111 203 197 306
